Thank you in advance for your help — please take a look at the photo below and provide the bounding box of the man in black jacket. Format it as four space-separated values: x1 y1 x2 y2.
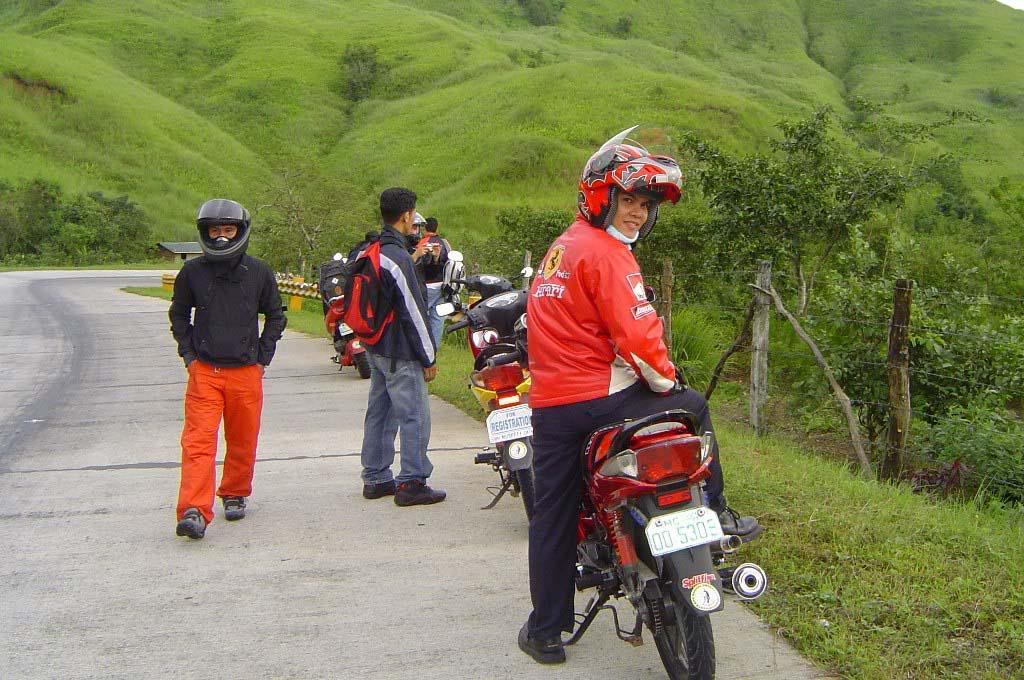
359 188 445 506
169 198 287 539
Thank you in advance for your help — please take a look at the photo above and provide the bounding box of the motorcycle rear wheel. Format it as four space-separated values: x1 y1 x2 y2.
354 352 371 379
647 587 715 680
514 467 536 521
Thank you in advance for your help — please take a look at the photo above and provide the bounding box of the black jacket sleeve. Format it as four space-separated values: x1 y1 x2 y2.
257 265 287 366
168 266 197 366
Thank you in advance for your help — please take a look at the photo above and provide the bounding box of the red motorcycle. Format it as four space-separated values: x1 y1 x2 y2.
319 253 370 379
567 409 767 679
323 295 371 378
437 257 536 517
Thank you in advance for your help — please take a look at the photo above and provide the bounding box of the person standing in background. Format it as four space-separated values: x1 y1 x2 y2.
418 216 452 348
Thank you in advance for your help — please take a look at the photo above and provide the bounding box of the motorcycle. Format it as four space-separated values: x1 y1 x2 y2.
566 409 767 679
436 253 536 518
511 304 767 679
320 253 371 379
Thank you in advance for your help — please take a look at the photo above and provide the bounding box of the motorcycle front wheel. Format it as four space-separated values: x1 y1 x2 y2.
354 352 371 379
514 467 536 521
646 586 715 680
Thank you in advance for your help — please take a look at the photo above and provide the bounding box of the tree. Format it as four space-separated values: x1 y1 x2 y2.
682 108 908 315
254 166 375 278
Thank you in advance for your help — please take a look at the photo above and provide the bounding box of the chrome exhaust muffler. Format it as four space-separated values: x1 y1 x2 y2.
731 562 768 600
710 534 742 554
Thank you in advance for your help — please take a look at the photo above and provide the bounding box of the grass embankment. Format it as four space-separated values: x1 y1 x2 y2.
5 1 1024 241
124 285 1024 678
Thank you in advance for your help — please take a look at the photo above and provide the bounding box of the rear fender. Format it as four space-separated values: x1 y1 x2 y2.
499 437 533 471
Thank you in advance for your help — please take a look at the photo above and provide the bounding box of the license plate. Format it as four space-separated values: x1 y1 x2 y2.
485 404 533 444
644 506 724 557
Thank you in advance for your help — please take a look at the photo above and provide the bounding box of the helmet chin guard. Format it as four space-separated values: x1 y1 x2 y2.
196 198 251 262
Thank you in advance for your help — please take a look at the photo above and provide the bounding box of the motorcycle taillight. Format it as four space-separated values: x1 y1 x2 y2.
632 436 703 484
470 364 523 392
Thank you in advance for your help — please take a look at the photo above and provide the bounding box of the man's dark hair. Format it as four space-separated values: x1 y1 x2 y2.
379 187 417 225
425 217 439 233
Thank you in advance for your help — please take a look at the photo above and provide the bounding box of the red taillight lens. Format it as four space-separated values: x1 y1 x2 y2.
655 488 693 508
634 437 702 484
471 364 523 391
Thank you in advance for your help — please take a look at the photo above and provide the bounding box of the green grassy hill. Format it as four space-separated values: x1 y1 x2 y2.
1 0 1022 245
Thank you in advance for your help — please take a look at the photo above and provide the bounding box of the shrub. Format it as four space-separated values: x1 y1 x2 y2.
518 0 563 26
340 43 383 102
917 397 1024 504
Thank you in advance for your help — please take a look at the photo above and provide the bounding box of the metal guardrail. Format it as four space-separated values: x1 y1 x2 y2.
161 272 323 310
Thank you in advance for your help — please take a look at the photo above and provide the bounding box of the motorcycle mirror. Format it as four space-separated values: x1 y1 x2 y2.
644 285 657 303
448 250 464 263
520 266 534 278
332 252 343 261
435 302 456 317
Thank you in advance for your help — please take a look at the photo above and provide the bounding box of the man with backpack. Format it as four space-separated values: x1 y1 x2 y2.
349 187 445 506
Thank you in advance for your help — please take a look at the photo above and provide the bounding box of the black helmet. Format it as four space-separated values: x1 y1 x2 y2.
196 198 251 261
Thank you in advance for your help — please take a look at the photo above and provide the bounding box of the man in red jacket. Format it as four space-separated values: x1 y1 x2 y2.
518 128 759 664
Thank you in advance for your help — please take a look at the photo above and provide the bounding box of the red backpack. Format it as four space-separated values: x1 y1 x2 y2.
340 241 395 346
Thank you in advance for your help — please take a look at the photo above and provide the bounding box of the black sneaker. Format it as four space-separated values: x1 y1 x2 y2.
363 480 397 499
176 508 206 539
394 480 446 506
222 496 246 521
517 622 565 664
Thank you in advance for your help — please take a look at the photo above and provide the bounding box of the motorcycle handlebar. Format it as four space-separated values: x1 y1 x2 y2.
445 318 470 334
485 351 521 369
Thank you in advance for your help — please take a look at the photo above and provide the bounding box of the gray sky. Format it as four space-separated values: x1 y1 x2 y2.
996 0 1024 8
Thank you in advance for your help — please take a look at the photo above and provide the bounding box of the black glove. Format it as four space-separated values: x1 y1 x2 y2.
672 366 687 392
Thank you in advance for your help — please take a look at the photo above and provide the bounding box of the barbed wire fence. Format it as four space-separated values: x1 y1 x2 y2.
644 257 1024 501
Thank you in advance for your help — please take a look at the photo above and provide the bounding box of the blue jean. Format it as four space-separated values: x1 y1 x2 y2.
426 285 444 349
360 352 433 485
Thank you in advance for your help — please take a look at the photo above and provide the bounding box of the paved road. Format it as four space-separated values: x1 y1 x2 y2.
0 270 830 679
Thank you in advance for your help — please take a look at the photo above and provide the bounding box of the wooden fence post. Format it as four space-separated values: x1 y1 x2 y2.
522 250 532 289
658 258 674 351
881 279 913 481
750 261 771 436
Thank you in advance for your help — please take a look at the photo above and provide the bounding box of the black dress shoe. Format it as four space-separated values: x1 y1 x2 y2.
717 507 762 540
394 480 446 506
363 480 396 499
517 622 565 664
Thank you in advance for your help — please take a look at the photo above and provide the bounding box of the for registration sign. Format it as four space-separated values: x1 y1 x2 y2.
485 404 533 444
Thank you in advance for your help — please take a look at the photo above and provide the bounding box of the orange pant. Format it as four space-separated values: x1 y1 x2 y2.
177 361 264 523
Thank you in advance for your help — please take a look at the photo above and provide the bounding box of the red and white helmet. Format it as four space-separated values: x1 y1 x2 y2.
578 126 683 238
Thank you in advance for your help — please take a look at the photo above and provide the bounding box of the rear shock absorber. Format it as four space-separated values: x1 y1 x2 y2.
606 508 638 567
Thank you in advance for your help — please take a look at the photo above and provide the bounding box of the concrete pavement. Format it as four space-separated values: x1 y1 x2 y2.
0 270 830 679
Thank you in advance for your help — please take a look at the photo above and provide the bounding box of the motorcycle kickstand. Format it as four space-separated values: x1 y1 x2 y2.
481 475 513 510
565 591 610 646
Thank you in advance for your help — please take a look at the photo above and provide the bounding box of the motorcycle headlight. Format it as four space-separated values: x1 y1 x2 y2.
599 450 638 479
